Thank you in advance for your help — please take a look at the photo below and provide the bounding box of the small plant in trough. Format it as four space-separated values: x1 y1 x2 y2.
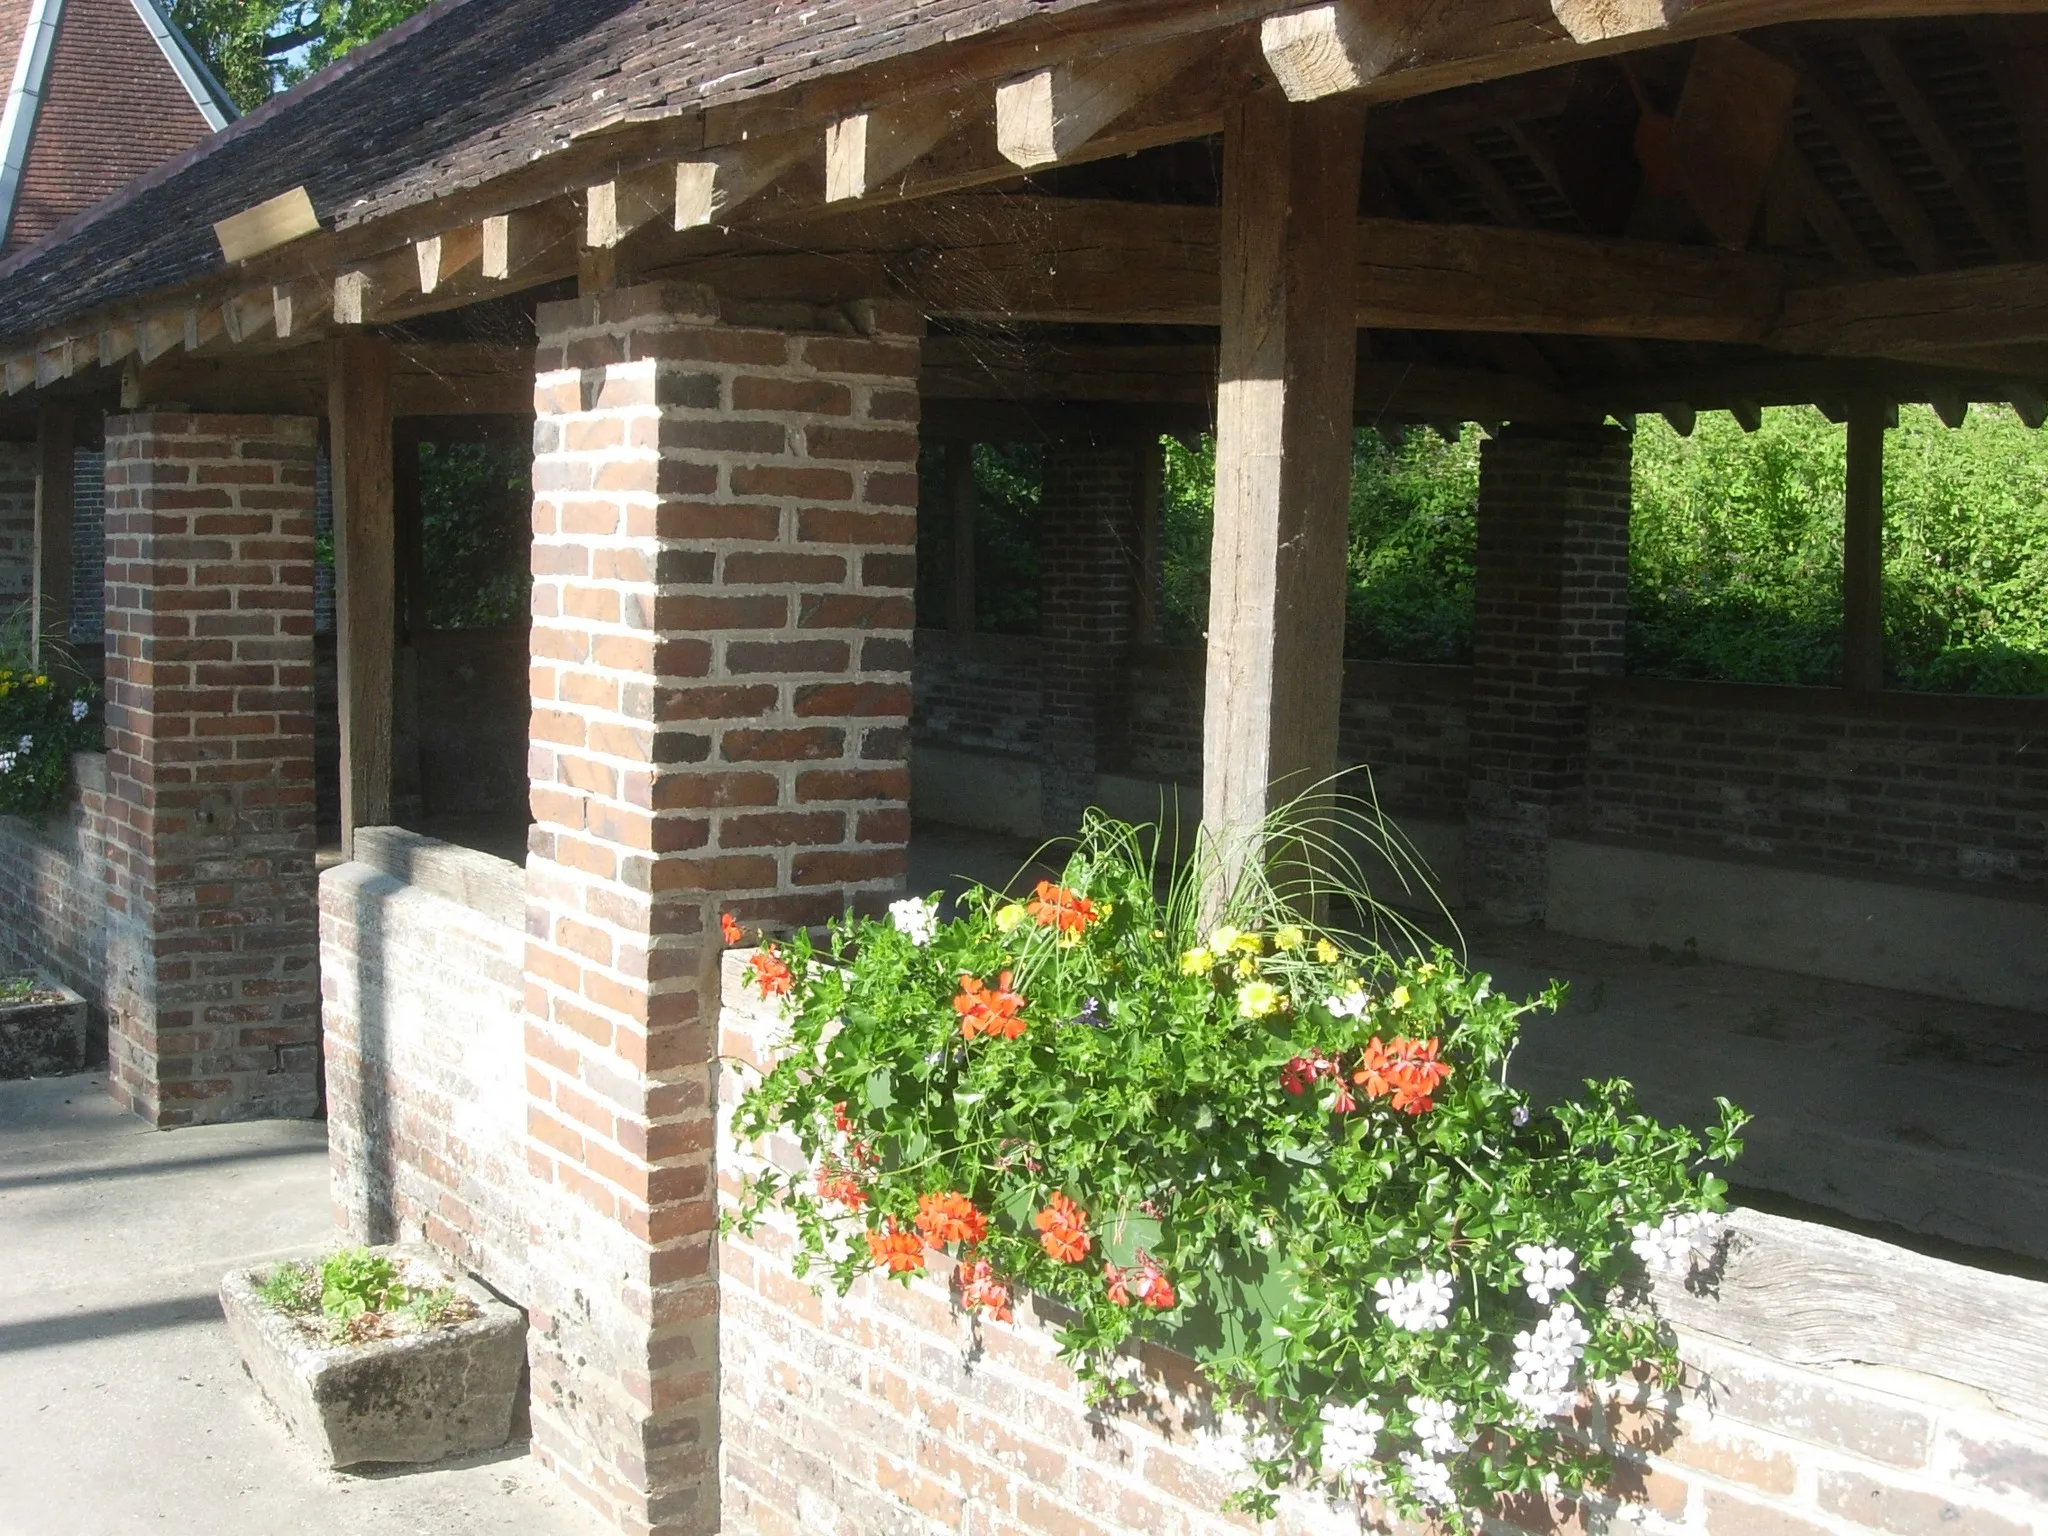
726 802 1747 1530
254 1247 477 1346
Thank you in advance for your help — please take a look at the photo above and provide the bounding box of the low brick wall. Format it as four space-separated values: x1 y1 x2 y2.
319 829 530 1299
717 957 2048 1536
0 752 109 1032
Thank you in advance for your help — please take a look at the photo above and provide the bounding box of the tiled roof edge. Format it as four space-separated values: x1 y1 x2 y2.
0 0 64 248
126 0 238 130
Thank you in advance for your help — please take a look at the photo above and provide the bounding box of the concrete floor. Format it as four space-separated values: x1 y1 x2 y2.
0 1074 602 1536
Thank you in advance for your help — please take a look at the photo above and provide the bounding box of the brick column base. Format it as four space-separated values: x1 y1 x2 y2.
101 413 321 1125
1038 438 1138 833
1464 425 1631 923
522 284 919 1534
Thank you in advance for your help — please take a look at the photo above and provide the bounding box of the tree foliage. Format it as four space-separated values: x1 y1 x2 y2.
168 0 429 108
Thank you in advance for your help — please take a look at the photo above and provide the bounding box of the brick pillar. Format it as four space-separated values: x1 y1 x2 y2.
523 284 918 1535
100 413 321 1126
0 439 33 612
1038 438 1138 833
1464 424 1631 923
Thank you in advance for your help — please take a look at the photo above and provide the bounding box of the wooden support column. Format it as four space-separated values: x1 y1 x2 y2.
392 435 426 821
946 440 977 633
32 403 75 668
328 336 396 850
1200 93 1365 899
1843 396 1887 694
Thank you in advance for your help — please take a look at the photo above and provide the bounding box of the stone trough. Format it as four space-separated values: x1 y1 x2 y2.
219 1245 526 1469
0 979 88 1079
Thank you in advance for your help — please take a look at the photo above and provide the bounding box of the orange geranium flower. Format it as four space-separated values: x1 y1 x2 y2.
1352 1034 1452 1115
865 1217 926 1275
1106 1253 1177 1311
816 1165 868 1211
914 1190 989 1248
954 971 1027 1041
956 1259 1013 1322
1027 880 1098 936
1034 1191 1091 1264
720 911 743 945
750 944 793 999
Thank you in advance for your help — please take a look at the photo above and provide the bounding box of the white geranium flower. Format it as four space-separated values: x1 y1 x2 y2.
1515 1242 1577 1305
0 751 14 775
887 896 938 946
1318 1401 1385 1482
1325 988 1369 1019
1399 1451 1457 1508
69 699 88 723
16 734 31 752
1507 1304 1591 1419
1631 1209 1724 1274
1405 1396 1469 1459
1373 1269 1454 1332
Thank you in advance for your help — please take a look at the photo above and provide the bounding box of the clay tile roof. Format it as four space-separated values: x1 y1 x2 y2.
0 0 1118 348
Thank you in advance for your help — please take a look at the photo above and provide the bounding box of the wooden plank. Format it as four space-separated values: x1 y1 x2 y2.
1651 1207 2048 1425
1842 395 1885 693
328 335 397 852
1859 33 2023 263
32 403 74 669
1774 262 2048 361
996 36 1208 168
214 186 320 264
825 97 963 202
1202 93 1365 907
945 441 976 634
1670 36 1797 248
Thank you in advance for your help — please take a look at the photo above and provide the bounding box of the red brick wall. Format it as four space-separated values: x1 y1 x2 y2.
0 752 108 1025
100 412 319 1127
521 284 920 1534
716 958 2048 1536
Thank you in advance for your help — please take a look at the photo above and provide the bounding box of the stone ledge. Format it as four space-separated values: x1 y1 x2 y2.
346 826 524 928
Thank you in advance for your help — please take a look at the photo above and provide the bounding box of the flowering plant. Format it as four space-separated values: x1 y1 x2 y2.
0 663 98 824
727 811 1745 1527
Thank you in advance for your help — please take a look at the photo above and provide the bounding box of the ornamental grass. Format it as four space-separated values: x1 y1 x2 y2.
726 800 1746 1528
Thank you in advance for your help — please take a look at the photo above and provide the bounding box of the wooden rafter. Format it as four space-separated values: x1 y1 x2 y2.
1784 42 1947 272
1858 32 2023 262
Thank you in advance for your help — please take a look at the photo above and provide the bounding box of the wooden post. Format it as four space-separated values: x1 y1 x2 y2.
1200 94 1365 903
32 403 75 669
392 434 427 820
1134 434 1164 645
1843 396 1886 694
946 440 976 634
328 335 396 851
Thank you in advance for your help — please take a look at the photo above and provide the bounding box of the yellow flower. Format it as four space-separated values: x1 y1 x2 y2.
1178 946 1214 977
1237 980 1281 1019
994 904 1028 935
1234 956 1259 980
1207 925 1241 955
1314 938 1340 965
1234 933 1264 956
1274 926 1304 952
1388 984 1410 1010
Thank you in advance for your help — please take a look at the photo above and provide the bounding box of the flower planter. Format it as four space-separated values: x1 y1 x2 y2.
219 1246 525 1468
0 979 88 1079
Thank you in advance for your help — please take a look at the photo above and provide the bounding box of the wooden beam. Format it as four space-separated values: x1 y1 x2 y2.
1549 0 1691 45
4 354 35 394
328 335 397 851
136 312 185 366
1859 33 2023 264
945 441 977 634
1779 143 1873 270
415 226 485 294
826 98 962 203
675 136 810 229
1842 395 1885 694
98 324 136 370
1670 36 1796 249
1202 93 1365 906
1437 134 1535 225
183 305 224 353
222 290 276 346
1773 263 2048 363
333 248 422 327
2011 383 2048 428
1928 388 1968 428
482 203 579 283
1262 3 1398 102
33 337 76 388
1786 45 1946 273
995 36 1206 168
1731 398 1763 431
586 166 674 249
32 403 74 669
273 280 331 340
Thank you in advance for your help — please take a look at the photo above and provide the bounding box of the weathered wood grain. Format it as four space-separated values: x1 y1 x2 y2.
329 336 397 854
